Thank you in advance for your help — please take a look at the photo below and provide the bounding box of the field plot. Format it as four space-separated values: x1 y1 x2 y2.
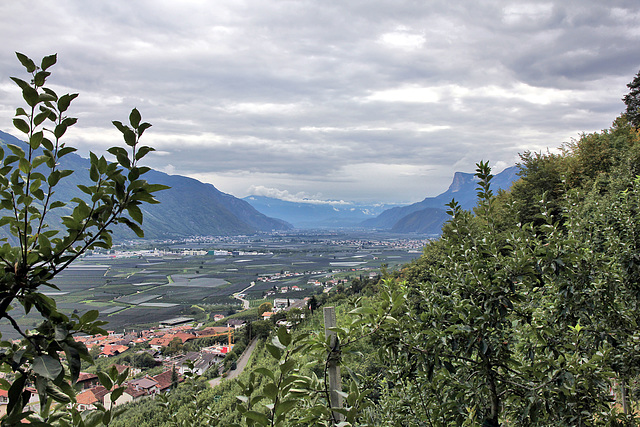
1 232 426 337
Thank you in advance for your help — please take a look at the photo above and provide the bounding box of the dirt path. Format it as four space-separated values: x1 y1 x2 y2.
208 338 258 388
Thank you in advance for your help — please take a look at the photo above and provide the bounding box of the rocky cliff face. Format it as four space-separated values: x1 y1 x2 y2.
361 166 519 234
447 172 478 193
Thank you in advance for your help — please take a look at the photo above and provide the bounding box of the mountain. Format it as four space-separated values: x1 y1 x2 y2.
0 130 291 239
362 166 520 234
243 196 401 229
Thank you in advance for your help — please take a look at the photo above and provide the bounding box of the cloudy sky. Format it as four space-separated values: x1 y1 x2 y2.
1 1 639 204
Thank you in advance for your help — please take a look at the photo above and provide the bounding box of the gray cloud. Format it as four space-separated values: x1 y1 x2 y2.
1 0 638 203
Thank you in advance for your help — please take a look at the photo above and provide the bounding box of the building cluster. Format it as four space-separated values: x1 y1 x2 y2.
16 321 248 415
76 367 179 411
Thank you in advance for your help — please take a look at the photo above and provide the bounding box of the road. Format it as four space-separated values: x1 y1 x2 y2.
233 282 255 310
208 337 258 388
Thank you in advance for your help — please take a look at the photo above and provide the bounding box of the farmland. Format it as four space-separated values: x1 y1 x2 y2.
0 231 428 338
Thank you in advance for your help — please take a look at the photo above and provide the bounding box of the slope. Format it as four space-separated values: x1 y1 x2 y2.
363 166 519 232
0 130 291 239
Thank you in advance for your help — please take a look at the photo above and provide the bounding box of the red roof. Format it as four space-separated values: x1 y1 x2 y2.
152 369 182 391
77 386 108 405
101 344 129 356
78 372 98 382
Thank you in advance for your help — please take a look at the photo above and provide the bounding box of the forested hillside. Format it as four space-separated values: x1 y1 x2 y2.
0 130 292 239
110 110 640 426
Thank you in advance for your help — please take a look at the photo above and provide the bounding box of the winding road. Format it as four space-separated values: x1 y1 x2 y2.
208 337 258 388
233 282 255 310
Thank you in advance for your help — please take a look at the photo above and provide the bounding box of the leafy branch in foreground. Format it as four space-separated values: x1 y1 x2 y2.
0 52 168 426
236 279 403 426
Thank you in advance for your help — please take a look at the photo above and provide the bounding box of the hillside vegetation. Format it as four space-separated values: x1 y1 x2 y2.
110 113 640 426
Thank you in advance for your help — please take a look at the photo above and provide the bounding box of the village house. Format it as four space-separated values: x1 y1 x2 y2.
77 372 99 390
226 319 245 329
100 344 130 357
76 386 109 411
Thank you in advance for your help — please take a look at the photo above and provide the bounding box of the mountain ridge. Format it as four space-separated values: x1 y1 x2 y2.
361 166 520 234
0 130 292 239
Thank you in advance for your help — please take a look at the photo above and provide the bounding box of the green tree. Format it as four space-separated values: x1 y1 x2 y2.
257 302 272 316
0 53 167 425
164 337 185 356
623 69 640 128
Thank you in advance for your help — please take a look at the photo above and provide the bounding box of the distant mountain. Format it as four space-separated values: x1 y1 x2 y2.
243 195 402 229
0 130 291 239
362 166 519 234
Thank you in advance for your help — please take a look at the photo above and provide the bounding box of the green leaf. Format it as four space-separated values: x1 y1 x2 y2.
277 327 291 347
54 123 68 139
58 147 77 157
13 118 30 134
89 164 100 182
100 408 111 425
254 367 275 381
279 359 296 376
265 343 283 360
16 52 36 73
11 77 30 91
62 343 81 384
121 219 144 237
127 204 143 224
19 158 31 174
34 111 49 127
112 120 127 134
57 93 78 113
30 131 44 149
123 128 136 147
96 371 113 390
22 86 39 107
32 355 63 380
138 122 152 136
80 310 100 324
34 71 50 87
32 155 48 169
129 108 141 128
41 137 53 151
41 54 57 71
264 383 278 400
275 399 298 418
7 144 25 157
111 386 125 403
244 410 270 425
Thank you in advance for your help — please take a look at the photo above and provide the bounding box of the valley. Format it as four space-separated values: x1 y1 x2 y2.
0 231 427 338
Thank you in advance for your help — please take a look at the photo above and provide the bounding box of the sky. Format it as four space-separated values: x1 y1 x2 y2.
1 1 639 204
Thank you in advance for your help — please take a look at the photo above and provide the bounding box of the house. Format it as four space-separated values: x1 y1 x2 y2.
100 344 130 357
76 386 109 411
172 332 196 344
0 389 7 417
129 376 160 396
226 319 245 329
175 351 221 376
191 353 221 376
273 298 296 311
149 335 174 350
77 372 99 390
261 311 273 319
104 384 146 408
152 369 182 393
